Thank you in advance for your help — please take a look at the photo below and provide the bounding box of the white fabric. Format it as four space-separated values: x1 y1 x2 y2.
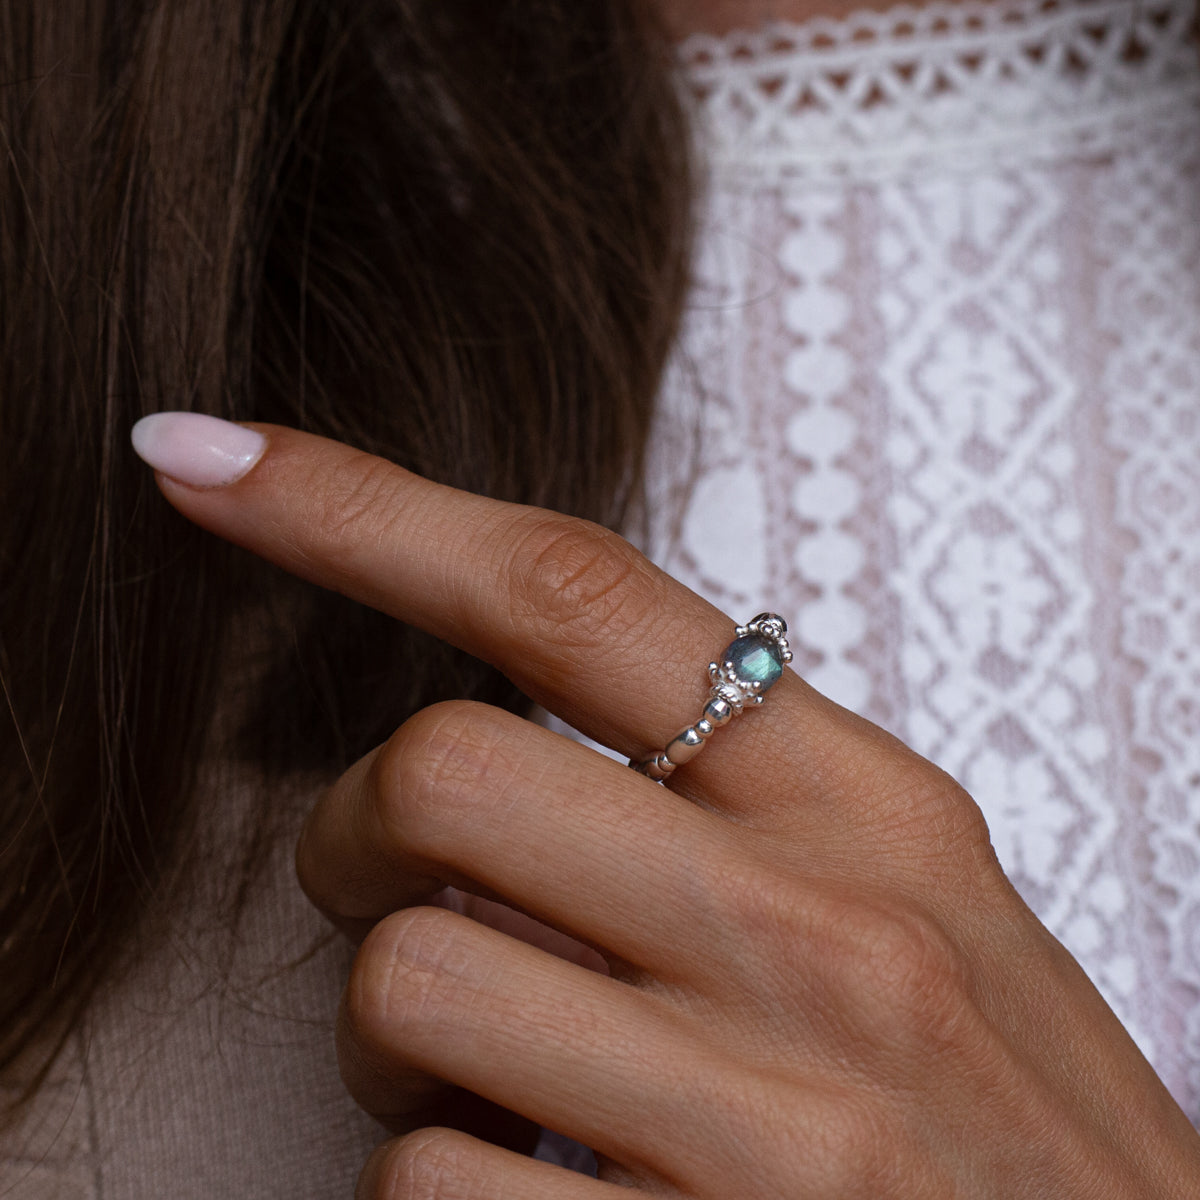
653 0 1200 1119
3 1 1199 1194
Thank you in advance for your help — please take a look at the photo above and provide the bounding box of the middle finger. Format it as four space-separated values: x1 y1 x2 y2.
298 699 766 984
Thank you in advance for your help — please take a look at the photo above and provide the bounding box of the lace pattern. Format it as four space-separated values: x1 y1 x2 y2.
650 0 1200 1119
679 0 1200 182
1099 120 1200 1105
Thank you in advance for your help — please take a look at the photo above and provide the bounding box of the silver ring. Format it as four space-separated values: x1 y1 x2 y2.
631 613 792 781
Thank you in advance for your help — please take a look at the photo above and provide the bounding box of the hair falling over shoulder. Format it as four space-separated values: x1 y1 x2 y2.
0 0 693 1107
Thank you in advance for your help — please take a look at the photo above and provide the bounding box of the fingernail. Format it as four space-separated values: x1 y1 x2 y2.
131 412 266 488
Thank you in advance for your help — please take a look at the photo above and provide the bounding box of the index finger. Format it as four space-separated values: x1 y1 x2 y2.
132 413 904 818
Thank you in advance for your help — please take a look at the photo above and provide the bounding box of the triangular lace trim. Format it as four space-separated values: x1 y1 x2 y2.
679 0 1200 181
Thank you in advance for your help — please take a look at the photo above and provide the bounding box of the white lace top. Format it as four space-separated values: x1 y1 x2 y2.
653 0 1200 1120
4 1 1199 1194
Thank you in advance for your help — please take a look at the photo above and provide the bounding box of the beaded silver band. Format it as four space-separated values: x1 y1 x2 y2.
631 613 792 782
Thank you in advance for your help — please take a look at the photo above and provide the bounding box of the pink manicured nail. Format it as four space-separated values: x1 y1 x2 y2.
130 412 266 488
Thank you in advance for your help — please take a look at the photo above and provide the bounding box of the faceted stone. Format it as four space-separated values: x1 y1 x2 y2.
725 634 784 691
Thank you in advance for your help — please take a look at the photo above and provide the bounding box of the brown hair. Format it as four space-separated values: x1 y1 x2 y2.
0 0 692 1101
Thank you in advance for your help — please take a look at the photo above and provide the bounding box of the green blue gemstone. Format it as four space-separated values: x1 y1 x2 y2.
725 634 784 691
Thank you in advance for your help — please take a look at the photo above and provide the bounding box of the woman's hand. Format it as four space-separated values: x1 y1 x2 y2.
139 416 1200 1198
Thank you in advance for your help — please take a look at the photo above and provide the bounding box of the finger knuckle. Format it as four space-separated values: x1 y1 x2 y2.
346 908 463 1048
715 869 978 1059
505 513 663 656
372 701 512 856
309 452 408 564
826 900 975 1054
928 777 996 866
870 753 1000 881
809 1093 912 1197
734 1079 907 1198
365 1129 481 1200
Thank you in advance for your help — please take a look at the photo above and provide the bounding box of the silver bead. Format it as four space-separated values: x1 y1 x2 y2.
703 696 733 727
664 726 706 766
637 752 675 781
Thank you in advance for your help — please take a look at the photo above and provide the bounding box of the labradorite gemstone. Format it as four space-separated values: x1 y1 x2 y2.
725 634 784 691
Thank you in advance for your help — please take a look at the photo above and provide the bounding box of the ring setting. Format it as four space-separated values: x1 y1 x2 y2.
632 613 792 781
